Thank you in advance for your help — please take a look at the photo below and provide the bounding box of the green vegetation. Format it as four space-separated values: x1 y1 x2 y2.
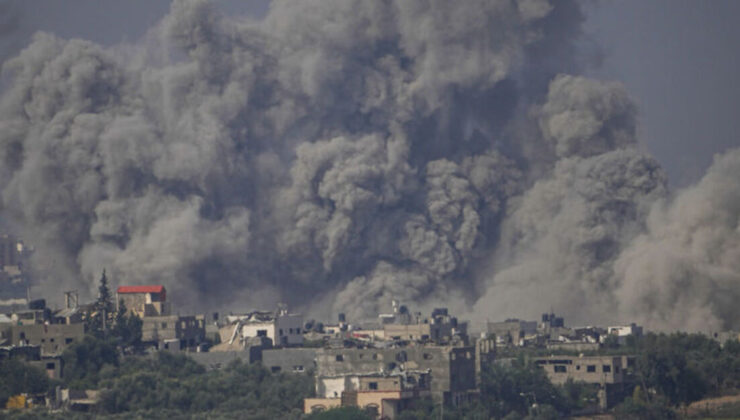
0 358 52 408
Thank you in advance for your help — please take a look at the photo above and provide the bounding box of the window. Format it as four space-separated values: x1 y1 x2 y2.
289 328 293 334
586 365 596 372
257 330 267 337
279 329 283 336
576 365 581 370
66 338 73 344
615 366 620 373
603 365 611 373
369 382 378 390
335 354 344 362
271 366 281 373
46 363 55 370
19 332 25 340
161 323 167 329
423 353 433 360
41 339 45 343
50 338 55 343
554 365 567 373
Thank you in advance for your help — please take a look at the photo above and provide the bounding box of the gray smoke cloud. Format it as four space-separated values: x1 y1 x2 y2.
0 0 738 330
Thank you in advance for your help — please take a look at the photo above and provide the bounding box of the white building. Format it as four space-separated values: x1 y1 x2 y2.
225 305 303 347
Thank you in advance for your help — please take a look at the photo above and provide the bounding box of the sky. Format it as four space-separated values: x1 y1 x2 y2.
2 0 739 187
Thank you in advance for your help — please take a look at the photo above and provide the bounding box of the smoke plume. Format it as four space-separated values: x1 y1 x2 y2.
0 0 738 330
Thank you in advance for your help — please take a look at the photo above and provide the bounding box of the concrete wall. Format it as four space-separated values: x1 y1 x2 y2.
261 348 316 374
9 323 84 356
316 346 476 403
534 355 625 385
141 315 205 347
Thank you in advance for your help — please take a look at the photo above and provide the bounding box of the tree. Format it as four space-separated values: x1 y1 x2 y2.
87 270 116 336
112 299 142 350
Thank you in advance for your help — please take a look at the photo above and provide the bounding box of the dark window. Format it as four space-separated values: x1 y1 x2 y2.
587 365 596 372
365 405 379 416
19 332 25 340
271 366 281 373
279 329 283 336
257 330 267 337
423 353 433 360
369 382 378 390
50 338 55 343
41 339 45 343
603 365 611 373
335 354 344 362
46 363 55 370
615 366 621 373
66 338 73 344
576 365 581 370
554 365 567 373
289 328 293 334
161 323 167 329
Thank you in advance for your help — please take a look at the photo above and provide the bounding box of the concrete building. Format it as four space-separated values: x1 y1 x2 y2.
534 355 632 409
116 285 170 317
6 323 84 356
305 371 431 419
487 319 538 346
606 323 643 344
141 315 206 350
221 306 303 348
315 345 476 406
534 355 625 385
262 347 317 374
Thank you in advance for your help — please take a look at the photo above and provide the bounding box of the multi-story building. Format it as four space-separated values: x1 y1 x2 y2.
304 371 431 419
220 306 303 348
315 345 476 406
116 285 170 317
141 314 206 350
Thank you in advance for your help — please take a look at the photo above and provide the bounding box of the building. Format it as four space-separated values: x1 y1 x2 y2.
116 285 170 317
606 323 643 344
487 319 538 346
262 348 317 374
305 371 431 419
221 306 303 348
534 355 631 409
6 323 84 356
315 345 476 406
141 315 206 350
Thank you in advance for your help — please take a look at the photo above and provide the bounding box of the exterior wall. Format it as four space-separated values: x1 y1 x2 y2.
240 322 277 344
487 320 537 345
29 357 62 379
534 356 625 385
9 323 84 356
141 315 205 347
261 348 316 374
315 346 476 403
118 292 169 317
274 313 304 346
239 313 303 347
304 398 341 414
383 324 431 341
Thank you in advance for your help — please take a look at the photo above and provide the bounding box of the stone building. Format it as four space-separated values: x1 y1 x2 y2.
315 345 476 406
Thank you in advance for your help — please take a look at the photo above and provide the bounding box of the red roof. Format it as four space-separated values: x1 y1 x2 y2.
117 285 166 294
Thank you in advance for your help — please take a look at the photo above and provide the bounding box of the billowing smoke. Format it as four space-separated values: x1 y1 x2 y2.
0 0 738 330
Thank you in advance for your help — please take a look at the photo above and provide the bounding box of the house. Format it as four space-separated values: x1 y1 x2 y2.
220 305 303 348
141 314 206 350
116 285 170 317
305 371 431 419
315 345 477 406
534 355 632 409
6 323 84 356
261 347 317 374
